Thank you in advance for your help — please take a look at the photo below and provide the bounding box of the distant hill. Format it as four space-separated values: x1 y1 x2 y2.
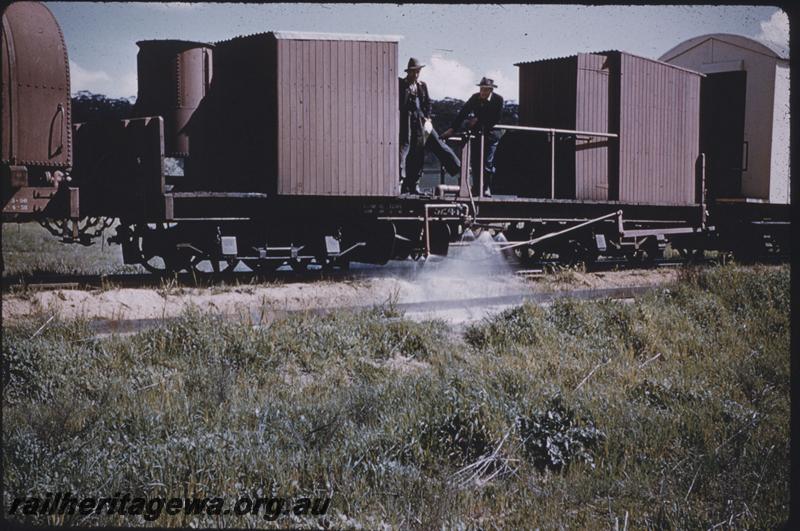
68 92 519 156
71 91 135 123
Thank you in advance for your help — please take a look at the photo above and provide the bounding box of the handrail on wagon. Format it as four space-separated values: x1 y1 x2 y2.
443 125 617 201
493 124 618 139
456 124 619 199
491 125 618 200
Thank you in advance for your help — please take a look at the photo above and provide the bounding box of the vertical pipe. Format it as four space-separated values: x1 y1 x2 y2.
550 130 556 198
700 152 707 230
459 138 471 198
479 132 485 197
424 204 431 256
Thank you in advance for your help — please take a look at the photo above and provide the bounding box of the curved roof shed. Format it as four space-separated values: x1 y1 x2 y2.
659 34 789 204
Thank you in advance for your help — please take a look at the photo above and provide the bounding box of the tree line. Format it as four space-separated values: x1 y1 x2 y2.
71 92 519 130
70 92 523 188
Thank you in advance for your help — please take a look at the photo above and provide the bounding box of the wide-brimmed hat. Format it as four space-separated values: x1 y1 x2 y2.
477 77 498 88
405 57 425 71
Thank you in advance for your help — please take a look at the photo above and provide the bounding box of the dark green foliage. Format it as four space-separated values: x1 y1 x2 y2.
71 90 134 123
516 395 605 471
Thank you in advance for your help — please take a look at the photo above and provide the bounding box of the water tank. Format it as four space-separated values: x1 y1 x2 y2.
132 40 213 157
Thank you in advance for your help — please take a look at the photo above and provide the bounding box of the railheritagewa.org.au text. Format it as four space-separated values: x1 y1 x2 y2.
7 492 331 521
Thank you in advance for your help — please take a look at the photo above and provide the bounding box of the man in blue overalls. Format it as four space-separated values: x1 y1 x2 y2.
442 77 504 197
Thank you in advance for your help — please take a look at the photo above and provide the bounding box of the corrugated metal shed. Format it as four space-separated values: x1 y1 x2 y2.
275 35 398 195
617 52 700 205
516 50 702 205
189 31 398 196
660 34 790 204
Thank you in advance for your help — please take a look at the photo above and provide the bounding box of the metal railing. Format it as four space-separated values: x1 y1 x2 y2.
443 125 619 200
493 125 618 200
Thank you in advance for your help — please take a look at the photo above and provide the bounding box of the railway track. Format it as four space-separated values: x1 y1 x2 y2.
80 285 661 336
3 254 784 293
0 258 681 291
1 262 429 292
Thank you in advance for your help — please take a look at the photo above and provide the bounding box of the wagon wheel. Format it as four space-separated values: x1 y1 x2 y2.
627 238 662 266
314 256 336 271
133 223 185 275
505 225 537 267
679 247 705 264
558 240 595 268
513 245 539 267
626 247 653 267
140 257 171 275
716 250 734 265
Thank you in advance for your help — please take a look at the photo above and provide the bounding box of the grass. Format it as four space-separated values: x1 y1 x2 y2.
2 221 140 277
2 264 790 528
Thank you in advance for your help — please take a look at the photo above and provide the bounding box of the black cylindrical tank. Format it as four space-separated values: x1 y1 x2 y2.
131 40 213 157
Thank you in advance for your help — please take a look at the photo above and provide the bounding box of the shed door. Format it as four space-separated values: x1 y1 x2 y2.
700 71 746 199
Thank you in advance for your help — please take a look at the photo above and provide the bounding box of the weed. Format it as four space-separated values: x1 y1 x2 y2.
2 264 789 528
2 221 142 277
516 395 605 472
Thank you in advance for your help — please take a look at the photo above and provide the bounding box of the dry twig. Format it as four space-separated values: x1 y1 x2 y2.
29 314 55 339
638 352 662 368
575 359 610 391
451 431 514 488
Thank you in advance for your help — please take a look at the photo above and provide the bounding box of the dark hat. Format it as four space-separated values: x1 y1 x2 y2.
477 77 498 88
405 57 425 71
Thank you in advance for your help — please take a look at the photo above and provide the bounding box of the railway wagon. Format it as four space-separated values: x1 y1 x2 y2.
1 1 75 224
1 2 790 273
659 34 791 260
660 33 790 205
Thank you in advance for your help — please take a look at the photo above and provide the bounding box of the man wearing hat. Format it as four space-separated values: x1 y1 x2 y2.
442 77 504 197
399 57 461 194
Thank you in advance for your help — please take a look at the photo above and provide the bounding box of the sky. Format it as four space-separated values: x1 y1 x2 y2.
47 3 790 101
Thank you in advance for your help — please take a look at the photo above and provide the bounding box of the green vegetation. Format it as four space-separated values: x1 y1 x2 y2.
2 221 138 277
2 265 789 528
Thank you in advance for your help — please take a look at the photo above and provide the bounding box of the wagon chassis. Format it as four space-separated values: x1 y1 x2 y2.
4 116 788 275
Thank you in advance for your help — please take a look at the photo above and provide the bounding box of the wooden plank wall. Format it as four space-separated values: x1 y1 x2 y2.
618 53 700 205
277 38 398 196
575 53 612 201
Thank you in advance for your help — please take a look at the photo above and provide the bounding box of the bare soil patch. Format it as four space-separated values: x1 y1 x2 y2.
2 268 678 323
